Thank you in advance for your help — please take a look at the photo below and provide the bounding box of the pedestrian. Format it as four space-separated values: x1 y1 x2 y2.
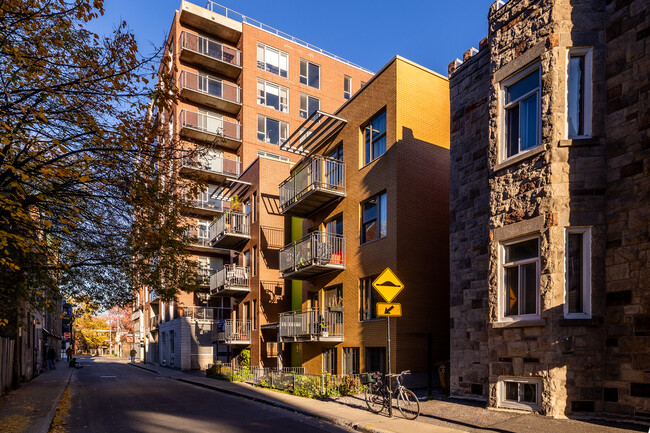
47 347 56 370
66 347 73 362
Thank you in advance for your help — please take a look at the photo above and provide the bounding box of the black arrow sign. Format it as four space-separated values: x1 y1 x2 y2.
384 305 394 314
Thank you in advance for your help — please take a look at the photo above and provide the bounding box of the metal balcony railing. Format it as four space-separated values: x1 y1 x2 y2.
181 189 224 214
180 71 241 104
180 110 241 142
215 319 251 344
279 232 345 278
209 210 250 243
279 156 345 214
181 151 241 178
210 265 250 295
279 308 344 342
150 315 159 330
181 306 225 321
180 31 241 67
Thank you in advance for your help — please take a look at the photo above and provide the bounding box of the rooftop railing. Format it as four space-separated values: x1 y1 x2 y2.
205 1 372 74
180 70 241 104
180 31 241 67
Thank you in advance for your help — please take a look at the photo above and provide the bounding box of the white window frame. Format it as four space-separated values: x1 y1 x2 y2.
300 93 320 119
257 79 289 113
257 114 289 145
300 59 320 89
566 48 593 139
500 63 542 161
498 377 541 411
344 75 352 100
256 43 288 78
564 227 592 318
498 235 541 322
257 150 289 162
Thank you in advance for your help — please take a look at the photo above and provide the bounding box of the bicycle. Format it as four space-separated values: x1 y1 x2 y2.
364 370 420 420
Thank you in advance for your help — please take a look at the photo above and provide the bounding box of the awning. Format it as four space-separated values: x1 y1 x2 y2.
42 328 63 340
279 110 346 156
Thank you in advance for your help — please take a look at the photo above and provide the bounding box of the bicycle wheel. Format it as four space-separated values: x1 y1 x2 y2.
397 388 419 420
365 382 385 414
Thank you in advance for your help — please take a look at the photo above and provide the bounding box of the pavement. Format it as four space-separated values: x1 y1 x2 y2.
0 360 73 433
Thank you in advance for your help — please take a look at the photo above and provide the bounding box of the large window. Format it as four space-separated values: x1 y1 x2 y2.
501 237 539 319
565 228 591 317
257 114 289 145
365 347 385 374
325 284 342 308
361 192 387 244
344 75 352 100
498 378 541 411
257 43 288 78
567 48 592 138
300 94 320 119
502 65 540 159
257 79 288 113
300 59 320 88
359 277 377 321
323 348 337 374
343 347 360 375
363 110 387 165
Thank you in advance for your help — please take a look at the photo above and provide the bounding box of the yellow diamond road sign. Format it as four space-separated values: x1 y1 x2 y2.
377 302 402 317
372 267 404 303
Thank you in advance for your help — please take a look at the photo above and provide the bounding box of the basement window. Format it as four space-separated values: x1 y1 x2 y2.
498 378 541 411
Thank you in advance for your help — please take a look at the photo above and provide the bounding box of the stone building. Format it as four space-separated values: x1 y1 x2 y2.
449 0 649 420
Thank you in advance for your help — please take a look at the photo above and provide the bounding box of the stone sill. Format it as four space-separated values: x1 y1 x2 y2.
492 145 545 173
558 137 604 147
492 319 545 329
558 317 603 327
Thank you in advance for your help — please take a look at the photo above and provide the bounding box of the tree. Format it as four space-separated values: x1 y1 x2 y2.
74 314 109 353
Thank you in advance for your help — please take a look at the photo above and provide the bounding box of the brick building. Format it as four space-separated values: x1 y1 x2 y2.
133 0 372 370
448 0 650 420
275 56 450 386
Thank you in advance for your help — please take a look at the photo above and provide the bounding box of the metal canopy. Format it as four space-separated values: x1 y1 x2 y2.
279 110 347 156
210 177 251 201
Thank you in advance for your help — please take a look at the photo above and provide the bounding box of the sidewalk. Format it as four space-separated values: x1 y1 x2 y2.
128 361 463 433
0 360 73 433
130 362 647 433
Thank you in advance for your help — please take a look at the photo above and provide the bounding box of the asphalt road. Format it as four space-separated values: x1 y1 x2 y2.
66 357 351 433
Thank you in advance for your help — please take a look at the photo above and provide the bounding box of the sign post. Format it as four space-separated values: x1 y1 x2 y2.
372 267 405 418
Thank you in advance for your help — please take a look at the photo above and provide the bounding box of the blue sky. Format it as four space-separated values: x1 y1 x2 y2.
90 0 494 75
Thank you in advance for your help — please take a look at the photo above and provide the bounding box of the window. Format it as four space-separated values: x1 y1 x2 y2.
169 330 175 353
252 299 257 330
326 144 344 188
257 150 289 162
325 284 342 308
257 115 289 145
326 215 343 236
359 277 378 320
300 94 320 119
244 250 251 269
252 246 258 277
565 228 591 317
567 48 592 138
257 43 288 78
257 79 288 113
323 348 337 374
343 348 360 375
501 237 540 319
300 59 320 88
499 378 541 411
344 75 351 99
266 341 278 357
502 65 540 159
361 192 387 244
363 110 387 165
365 347 385 373
251 192 257 223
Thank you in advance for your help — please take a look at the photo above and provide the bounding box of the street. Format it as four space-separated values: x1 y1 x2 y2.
65 357 351 433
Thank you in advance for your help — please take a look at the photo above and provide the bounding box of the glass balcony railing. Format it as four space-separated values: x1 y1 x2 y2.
180 110 241 142
180 71 241 105
180 31 241 67
180 150 240 178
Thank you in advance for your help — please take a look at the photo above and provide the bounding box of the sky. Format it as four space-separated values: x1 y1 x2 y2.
87 0 495 75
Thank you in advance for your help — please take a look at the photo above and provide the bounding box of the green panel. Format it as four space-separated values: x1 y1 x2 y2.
290 216 303 367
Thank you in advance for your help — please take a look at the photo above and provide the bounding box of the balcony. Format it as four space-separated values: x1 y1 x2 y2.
197 268 212 288
181 306 222 321
150 315 159 330
279 156 345 216
180 110 242 150
210 265 250 296
180 150 240 184
184 226 213 253
179 1 242 45
180 189 225 217
279 232 345 280
209 210 250 249
213 319 251 345
279 308 344 343
179 31 241 79
180 71 241 115
132 310 141 322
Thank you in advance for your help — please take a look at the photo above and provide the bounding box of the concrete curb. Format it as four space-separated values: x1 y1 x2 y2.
37 367 74 433
127 362 160 375
174 377 392 433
